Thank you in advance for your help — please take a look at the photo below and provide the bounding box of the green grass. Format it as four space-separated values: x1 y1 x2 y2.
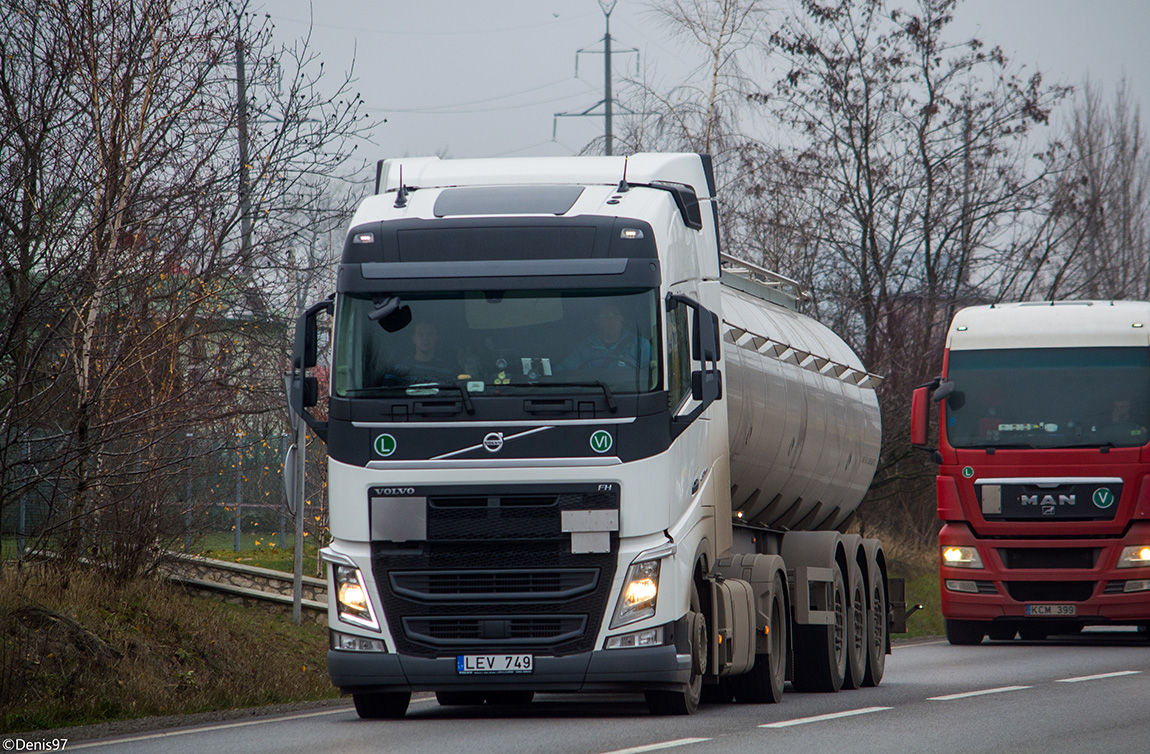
895 567 945 639
177 532 324 576
0 564 337 733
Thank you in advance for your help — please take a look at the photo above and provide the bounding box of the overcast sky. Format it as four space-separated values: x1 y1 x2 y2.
264 0 1150 165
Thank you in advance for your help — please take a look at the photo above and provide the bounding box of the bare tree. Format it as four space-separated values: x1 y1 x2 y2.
1009 79 1150 300
0 0 371 578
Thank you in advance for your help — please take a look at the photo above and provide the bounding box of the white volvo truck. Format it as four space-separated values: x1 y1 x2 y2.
288 153 896 718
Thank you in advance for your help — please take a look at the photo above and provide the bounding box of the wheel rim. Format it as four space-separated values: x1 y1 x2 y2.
833 577 846 667
770 591 785 679
871 583 886 650
852 585 865 656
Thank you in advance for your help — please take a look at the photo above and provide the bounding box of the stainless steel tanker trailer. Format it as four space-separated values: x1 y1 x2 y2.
286 152 898 718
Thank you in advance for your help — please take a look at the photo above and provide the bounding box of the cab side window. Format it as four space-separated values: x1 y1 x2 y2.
667 299 691 411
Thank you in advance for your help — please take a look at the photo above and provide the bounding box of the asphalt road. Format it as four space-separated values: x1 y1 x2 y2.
45 629 1150 754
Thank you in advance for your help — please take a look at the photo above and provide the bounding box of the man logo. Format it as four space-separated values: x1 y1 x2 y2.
590 430 613 454
1093 488 1116 509
483 432 504 453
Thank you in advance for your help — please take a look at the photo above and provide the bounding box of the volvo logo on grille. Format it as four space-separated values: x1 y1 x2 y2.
483 432 504 453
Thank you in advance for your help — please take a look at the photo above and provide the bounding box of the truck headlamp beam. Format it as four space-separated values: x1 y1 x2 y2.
611 559 662 629
1117 545 1150 568
335 564 381 631
941 546 984 569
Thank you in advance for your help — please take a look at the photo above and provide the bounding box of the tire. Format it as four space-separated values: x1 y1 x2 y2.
1018 624 1049 641
353 691 411 719
987 624 1017 641
436 691 486 706
843 566 867 690
791 561 847 693
945 619 986 646
484 691 534 705
732 572 787 704
861 572 887 687
646 581 705 715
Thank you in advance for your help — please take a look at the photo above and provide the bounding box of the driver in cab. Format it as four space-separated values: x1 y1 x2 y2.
559 301 651 374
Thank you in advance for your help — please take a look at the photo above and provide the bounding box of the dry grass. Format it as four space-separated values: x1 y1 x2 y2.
0 563 336 733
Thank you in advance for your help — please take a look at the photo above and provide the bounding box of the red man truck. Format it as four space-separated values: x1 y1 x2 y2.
912 301 1150 644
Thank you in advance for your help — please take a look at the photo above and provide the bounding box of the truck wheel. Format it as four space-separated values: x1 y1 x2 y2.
732 572 787 704
861 572 886 687
945 619 985 645
353 691 410 719
1018 624 1049 641
435 691 486 706
791 562 847 692
844 568 867 690
646 581 705 715
987 624 1017 641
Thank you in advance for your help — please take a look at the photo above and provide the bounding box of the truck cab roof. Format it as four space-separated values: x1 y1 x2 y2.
948 300 1150 350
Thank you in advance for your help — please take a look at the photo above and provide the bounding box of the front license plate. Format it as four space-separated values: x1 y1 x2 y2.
1026 604 1077 617
457 654 533 674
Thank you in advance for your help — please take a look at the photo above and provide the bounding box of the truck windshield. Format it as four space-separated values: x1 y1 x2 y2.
332 288 661 398
944 347 1150 449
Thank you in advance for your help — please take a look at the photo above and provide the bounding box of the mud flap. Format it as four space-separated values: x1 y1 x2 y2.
887 577 908 634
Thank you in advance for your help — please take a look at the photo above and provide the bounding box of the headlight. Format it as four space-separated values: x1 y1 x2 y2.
941 546 984 569
611 559 661 628
1117 545 1150 568
335 564 380 630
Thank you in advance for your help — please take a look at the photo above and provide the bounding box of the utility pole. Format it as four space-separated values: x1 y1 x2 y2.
554 0 638 155
603 3 614 155
235 30 252 268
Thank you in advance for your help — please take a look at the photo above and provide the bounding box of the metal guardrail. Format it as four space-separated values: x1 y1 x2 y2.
159 552 328 623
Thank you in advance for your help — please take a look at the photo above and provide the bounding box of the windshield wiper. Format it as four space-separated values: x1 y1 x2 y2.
344 384 475 414
413 383 475 415
505 382 618 414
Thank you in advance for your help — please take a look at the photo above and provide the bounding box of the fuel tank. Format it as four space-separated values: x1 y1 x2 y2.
721 284 881 531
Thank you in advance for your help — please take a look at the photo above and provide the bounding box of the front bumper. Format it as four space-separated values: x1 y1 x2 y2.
328 644 691 694
939 522 1150 623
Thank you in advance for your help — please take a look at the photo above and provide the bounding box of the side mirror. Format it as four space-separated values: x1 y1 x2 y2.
290 299 333 442
911 385 930 447
911 377 945 449
668 292 723 424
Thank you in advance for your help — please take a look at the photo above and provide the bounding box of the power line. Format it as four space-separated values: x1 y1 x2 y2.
553 0 639 156
271 11 596 38
365 78 593 115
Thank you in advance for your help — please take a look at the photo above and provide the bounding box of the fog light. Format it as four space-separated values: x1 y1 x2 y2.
332 631 386 652
1124 579 1150 593
942 546 984 569
605 626 665 650
945 579 980 594
1117 545 1150 568
335 565 380 630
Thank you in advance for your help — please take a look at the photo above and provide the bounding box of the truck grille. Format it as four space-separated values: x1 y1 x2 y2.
372 484 619 658
1004 581 1095 602
402 616 587 646
390 569 599 601
998 548 1100 570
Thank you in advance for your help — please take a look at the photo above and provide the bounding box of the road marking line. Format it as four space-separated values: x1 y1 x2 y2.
929 685 1030 701
1057 670 1142 683
597 738 710 754
759 706 892 728
68 707 353 750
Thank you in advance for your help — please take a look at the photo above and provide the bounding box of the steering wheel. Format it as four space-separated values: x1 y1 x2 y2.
579 353 640 370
